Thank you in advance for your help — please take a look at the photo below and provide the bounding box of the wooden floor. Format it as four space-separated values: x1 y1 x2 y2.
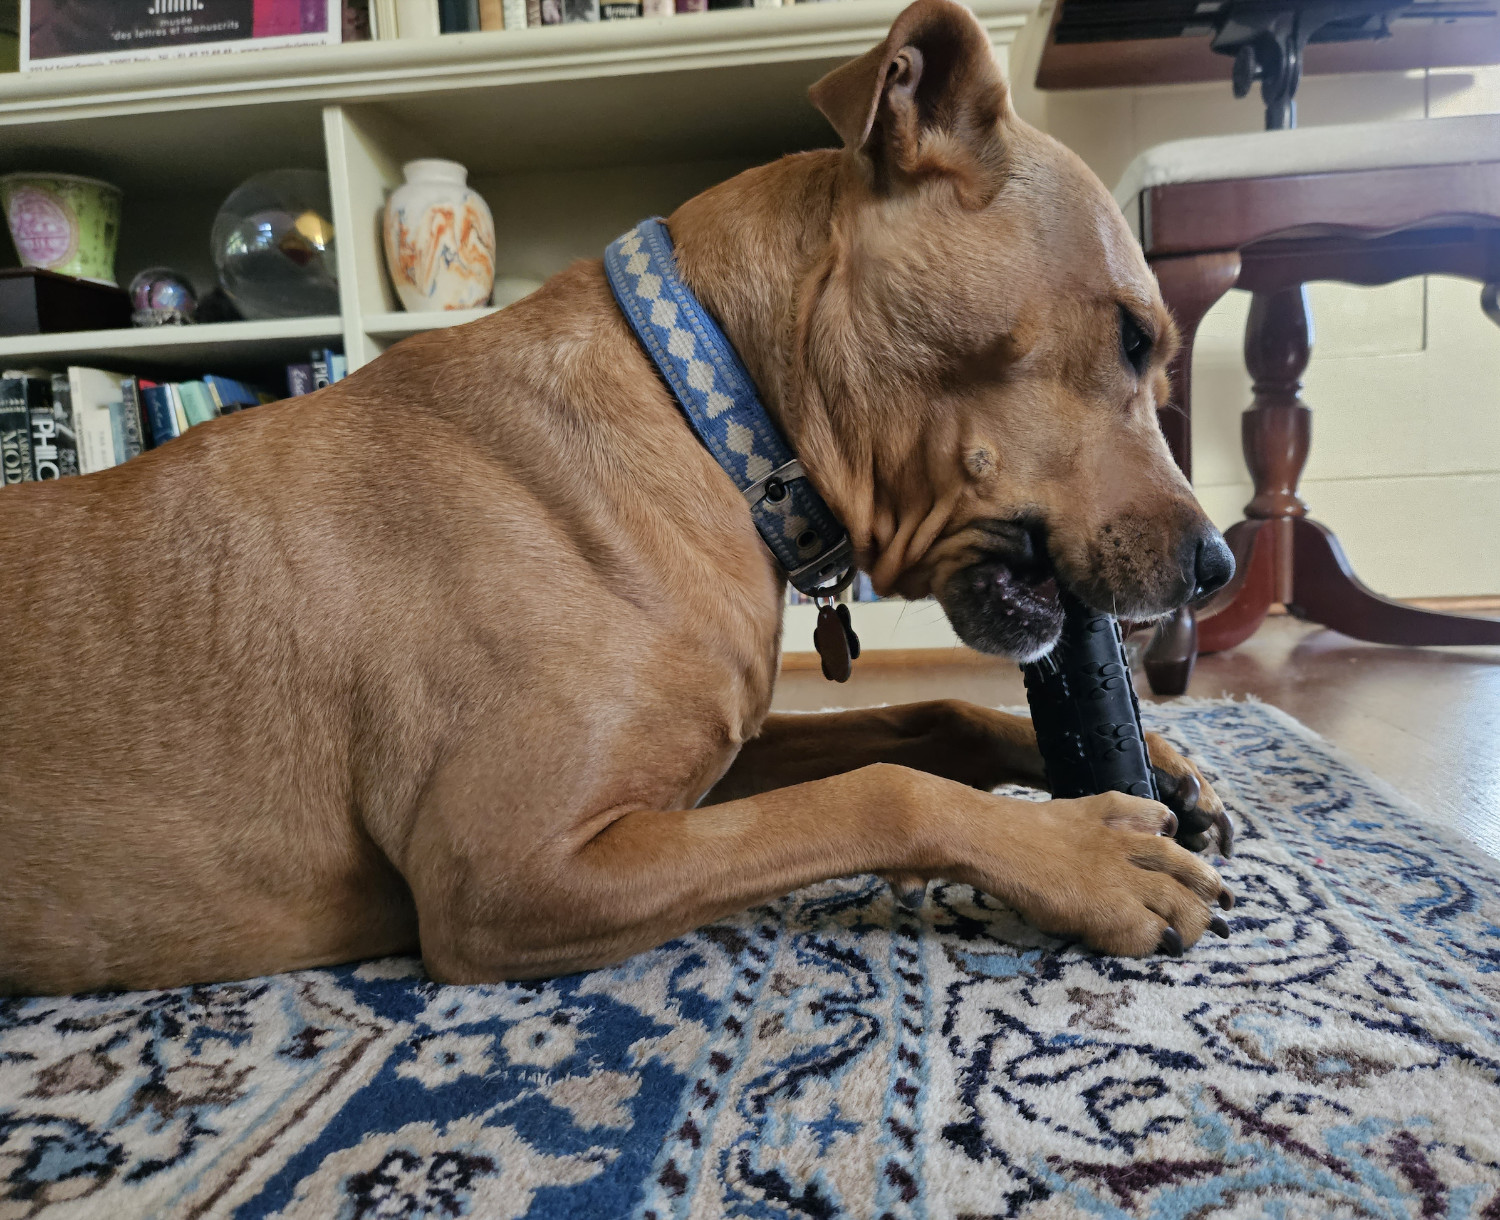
776 615 1500 861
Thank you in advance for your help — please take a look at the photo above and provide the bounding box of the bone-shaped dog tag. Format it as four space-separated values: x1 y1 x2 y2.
814 602 859 682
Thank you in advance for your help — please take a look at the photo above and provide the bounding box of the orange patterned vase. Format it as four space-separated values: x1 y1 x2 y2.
382 159 496 313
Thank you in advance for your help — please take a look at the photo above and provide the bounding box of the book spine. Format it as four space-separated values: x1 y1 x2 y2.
330 354 348 382
287 364 315 396
526 0 541 21
26 379 73 480
395 0 440 37
310 353 332 391
0 377 35 486
674 0 706 12
178 382 218 427
641 0 673 13
118 378 147 460
601 0 640 15
438 0 466 30
47 375 79 475
500 0 526 24
141 386 179 445
561 0 598 18
479 0 504 26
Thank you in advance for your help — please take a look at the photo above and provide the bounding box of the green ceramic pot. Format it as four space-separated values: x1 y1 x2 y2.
0 172 122 285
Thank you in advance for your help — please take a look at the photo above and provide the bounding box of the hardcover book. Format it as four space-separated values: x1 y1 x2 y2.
0 375 37 486
286 364 314 397
118 377 148 459
141 384 180 445
22 0 341 70
499 0 523 24
27 376 78 479
176 381 219 427
67 365 126 476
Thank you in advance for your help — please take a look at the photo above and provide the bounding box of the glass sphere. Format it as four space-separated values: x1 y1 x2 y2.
128 267 197 326
211 170 338 320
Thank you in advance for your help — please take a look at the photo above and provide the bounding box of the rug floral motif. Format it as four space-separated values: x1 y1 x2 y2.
3 699 1499 1218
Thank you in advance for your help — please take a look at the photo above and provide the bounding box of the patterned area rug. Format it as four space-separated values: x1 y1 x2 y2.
4 699 1500 1219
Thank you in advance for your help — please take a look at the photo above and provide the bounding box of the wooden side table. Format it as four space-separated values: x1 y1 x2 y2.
1114 115 1500 696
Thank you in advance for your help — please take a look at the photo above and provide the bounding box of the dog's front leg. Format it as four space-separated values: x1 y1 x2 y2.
701 704 1045 805
409 764 1230 984
705 705 1231 855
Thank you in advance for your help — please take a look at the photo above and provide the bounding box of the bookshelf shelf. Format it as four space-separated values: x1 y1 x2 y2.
363 307 498 338
0 317 344 369
2 0 1036 653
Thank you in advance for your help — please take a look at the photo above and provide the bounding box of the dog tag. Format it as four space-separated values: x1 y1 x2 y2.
814 602 859 682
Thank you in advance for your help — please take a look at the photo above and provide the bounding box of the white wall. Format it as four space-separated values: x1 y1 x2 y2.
1010 11 1500 598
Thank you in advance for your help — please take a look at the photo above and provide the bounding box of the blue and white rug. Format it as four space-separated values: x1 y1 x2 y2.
4 699 1499 1219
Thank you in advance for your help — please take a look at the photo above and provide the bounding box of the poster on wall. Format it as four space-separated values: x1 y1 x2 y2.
21 0 340 70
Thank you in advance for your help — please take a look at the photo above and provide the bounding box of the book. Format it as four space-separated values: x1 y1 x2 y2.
176 381 219 427
562 0 598 18
601 0 639 15
0 374 36 485
27 376 78 479
141 384 180 446
168 384 190 435
642 0 672 12
371 0 398 35
311 350 332 390
438 0 470 30
204 374 270 413
287 364 315 397
115 377 147 461
68 366 127 475
394 0 440 36
526 0 540 22
478 0 503 27
500 0 525 24
675 0 706 12
330 354 348 382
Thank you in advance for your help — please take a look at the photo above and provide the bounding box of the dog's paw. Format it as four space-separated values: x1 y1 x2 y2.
1146 732 1233 857
1004 792 1233 957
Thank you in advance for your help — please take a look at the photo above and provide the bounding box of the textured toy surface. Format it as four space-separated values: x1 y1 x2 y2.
1021 590 1158 801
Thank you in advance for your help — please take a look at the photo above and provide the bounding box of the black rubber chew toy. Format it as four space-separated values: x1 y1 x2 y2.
1020 589 1157 802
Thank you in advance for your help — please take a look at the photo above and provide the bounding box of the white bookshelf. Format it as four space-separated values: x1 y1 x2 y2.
0 0 1035 650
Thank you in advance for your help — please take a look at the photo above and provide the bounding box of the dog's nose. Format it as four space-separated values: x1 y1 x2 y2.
1191 528 1235 600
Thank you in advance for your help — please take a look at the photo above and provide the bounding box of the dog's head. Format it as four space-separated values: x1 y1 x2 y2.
792 0 1232 661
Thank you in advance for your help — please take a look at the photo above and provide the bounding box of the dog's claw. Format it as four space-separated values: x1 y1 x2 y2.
1209 914 1230 938
1157 927 1184 957
1218 888 1235 911
1153 763 1234 858
895 883 927 910
1211 806 1236 858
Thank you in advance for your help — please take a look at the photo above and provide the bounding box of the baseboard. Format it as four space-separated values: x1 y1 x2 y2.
781 647 1008 671
1404 595 1500 612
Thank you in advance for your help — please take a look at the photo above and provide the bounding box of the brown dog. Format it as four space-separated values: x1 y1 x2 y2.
0 0 1237 997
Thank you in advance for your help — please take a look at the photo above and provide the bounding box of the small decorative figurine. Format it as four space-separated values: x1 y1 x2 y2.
128 268 198 326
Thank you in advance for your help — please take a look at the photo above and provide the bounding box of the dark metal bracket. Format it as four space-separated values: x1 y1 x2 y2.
1208 1 1495 130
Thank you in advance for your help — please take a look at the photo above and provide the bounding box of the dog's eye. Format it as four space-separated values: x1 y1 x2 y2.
1120 308 1152 377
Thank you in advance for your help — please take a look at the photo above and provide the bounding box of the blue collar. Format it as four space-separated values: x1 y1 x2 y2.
604 218 854 599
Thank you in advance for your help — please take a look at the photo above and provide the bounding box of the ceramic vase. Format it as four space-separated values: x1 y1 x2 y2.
383 159 495 313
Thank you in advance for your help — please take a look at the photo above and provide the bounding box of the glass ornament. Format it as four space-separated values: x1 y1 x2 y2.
128 267 198 326
211 170 338 320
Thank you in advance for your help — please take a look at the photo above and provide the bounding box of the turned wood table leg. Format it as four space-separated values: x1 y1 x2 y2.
1141 251 1241 696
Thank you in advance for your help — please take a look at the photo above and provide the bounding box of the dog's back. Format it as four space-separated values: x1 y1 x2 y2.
0 266 781 994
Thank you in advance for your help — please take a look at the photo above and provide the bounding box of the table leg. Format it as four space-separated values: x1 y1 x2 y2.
1141 251 1241 695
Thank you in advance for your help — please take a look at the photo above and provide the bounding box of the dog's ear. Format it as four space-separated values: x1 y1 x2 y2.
808 0 1007 198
